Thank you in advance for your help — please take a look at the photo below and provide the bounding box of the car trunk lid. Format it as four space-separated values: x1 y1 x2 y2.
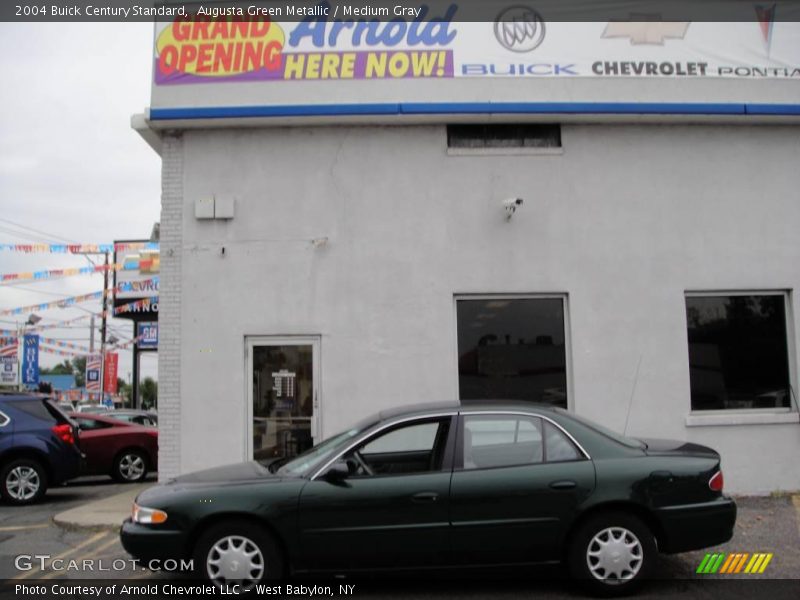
638 438 720 459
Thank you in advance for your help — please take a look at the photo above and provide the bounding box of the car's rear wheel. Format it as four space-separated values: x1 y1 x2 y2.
1 458 48 505
112 449 148 483
568 511 656 596
193 520 283 589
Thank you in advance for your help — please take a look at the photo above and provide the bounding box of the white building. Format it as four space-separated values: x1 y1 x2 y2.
134 12 800 494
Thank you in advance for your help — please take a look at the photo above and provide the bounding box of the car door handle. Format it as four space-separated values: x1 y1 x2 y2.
411 492 439 503
549 480 577 490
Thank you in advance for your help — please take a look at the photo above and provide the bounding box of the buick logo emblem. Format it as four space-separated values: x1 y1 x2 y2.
494 5 546 52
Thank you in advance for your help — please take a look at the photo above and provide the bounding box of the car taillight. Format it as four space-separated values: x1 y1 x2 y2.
52 423 75 445
709 470 724 492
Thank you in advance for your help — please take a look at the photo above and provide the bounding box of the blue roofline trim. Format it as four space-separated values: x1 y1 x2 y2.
149 102 800 121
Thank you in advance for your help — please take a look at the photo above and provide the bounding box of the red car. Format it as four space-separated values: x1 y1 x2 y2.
70 413 158 483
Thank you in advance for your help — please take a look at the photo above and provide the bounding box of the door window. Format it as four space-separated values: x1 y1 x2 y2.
543 421 581 462
462 415 543 470
346 419 450 477
252 344 314 460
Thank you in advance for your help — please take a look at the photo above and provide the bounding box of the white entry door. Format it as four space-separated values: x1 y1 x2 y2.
246 336 320 461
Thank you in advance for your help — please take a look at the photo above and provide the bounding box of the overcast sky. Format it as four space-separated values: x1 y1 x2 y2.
0 23 161 381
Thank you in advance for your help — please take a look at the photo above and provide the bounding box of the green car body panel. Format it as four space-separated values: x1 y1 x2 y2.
120 402 736 575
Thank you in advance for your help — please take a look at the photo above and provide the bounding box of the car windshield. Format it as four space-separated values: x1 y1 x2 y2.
554 408 646 449
275 419 376 477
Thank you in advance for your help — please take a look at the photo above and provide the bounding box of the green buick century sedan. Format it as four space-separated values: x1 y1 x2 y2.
121 402 736 594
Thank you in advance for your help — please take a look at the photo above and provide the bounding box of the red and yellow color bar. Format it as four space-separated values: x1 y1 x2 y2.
697 552 773 574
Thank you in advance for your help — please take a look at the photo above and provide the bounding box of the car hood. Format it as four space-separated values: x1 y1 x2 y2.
170 461 277 485
638 438 719 459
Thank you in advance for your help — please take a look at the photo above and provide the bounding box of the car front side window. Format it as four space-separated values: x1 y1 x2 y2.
344 418 450 477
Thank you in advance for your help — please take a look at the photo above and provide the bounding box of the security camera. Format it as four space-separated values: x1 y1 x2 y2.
503 198 524 219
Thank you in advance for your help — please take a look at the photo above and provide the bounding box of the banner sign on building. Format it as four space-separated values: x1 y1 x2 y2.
21 334 39 386
137 322 159 349
85 354 102 393
0 345 17 386
152 9 800 88
113 239 159 320
103 352 119 394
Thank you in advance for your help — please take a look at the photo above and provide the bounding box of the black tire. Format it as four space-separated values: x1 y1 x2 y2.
112 449 148 483
193 520 284 589
0 458 48 505
568 511 656 596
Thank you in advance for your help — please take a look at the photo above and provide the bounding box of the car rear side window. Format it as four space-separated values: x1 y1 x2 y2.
462 415 544 470
544 421 581 462
5 400 56 423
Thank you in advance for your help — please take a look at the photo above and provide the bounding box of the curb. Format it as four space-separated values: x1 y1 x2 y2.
51 515 122 533
52 483 151 533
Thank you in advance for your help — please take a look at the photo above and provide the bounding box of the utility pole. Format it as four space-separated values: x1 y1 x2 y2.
98 251 109 405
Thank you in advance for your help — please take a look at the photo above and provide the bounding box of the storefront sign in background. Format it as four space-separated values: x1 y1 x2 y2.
137 322 159 349
21 334 39 386
153 8 800 86
85 354 102 393
103 352 119 394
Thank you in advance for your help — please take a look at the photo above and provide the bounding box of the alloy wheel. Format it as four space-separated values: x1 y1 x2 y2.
6 466 40 501
206 535 265 589
586 526 644 583
118 454 145 481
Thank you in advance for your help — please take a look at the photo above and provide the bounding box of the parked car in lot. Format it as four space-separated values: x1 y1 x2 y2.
121 402 736 593
0 392 82 504
107 409 157 427
70 413 157 483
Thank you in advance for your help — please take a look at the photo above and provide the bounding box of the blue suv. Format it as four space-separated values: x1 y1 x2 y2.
0 392 82 504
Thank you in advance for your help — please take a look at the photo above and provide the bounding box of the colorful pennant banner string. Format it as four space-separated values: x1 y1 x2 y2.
39 346 86 358
0 242 159 254
0 277 158 316
39 338 92 353
1 260 156 284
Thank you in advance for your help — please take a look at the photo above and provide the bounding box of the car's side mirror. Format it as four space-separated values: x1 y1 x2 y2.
323 460 349 482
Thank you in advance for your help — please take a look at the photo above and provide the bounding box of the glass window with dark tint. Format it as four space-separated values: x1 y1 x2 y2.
447 124 561 149
685 294 791 410
6 400 55 423
457 298 568 407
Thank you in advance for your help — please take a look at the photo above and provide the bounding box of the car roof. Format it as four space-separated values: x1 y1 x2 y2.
377 401 561 421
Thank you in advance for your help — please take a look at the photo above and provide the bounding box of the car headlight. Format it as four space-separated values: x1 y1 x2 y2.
132 502 168 524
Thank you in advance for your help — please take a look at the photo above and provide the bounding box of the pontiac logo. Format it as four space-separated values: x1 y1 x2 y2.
602 17 690 45
494 6 546 53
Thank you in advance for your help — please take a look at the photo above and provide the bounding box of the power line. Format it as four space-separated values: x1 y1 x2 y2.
0 218 78 244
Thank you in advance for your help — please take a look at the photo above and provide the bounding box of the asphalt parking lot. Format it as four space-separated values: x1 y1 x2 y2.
0 482 798 597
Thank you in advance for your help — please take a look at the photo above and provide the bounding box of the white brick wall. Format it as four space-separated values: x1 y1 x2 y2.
157 134 183 481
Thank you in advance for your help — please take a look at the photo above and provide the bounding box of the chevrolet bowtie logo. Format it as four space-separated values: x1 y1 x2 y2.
602 18 690 45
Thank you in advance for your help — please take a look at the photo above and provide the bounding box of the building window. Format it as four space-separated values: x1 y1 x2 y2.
447 124 561 150
685 293 792 411
456 296 568 407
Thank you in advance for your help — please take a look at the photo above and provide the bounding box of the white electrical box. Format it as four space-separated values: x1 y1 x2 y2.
215 196 235 219
195 197 215 219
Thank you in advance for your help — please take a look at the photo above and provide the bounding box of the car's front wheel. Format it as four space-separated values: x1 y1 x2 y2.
568 511 656 595
112 449 148 483
1 458 48 505
193 520 284 589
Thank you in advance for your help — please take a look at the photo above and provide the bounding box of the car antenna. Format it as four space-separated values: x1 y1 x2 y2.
623 352 644 438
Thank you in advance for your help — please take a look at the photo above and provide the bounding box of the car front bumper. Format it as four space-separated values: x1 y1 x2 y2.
120 519 189 563
655 496 737 554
